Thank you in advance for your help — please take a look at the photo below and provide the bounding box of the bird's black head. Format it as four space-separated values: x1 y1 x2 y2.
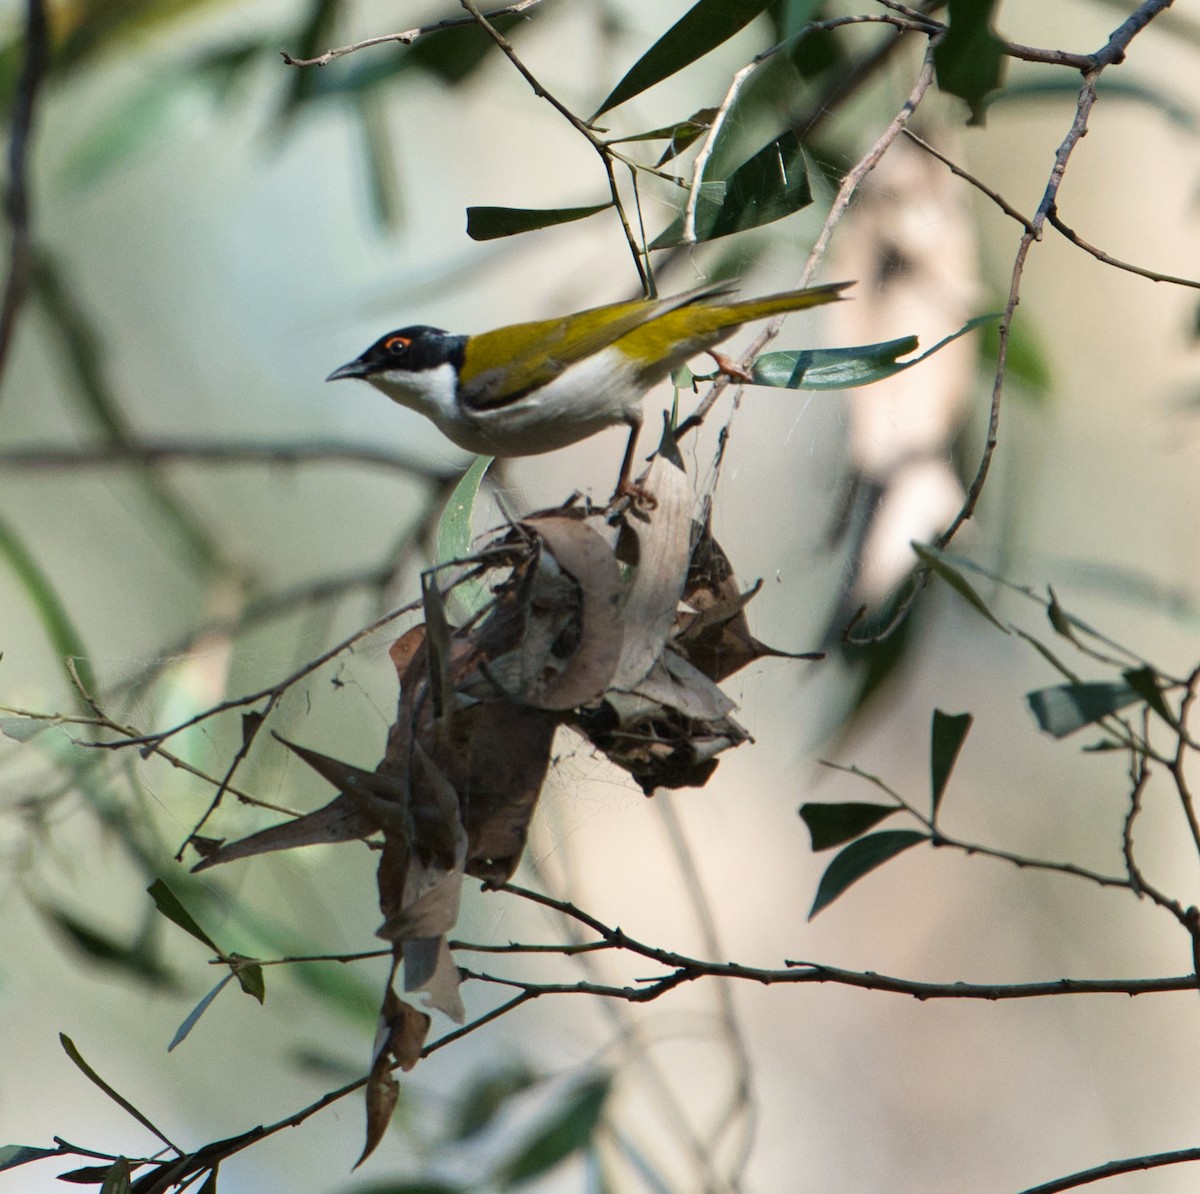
326 326 467 382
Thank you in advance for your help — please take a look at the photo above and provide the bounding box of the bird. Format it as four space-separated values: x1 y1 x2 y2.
327 280 850 495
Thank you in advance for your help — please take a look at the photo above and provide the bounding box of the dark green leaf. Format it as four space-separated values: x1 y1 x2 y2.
0 1145 62 1172
0 515 96 696
147 879 219 951
234 962 266 1003
407 14 522 85
59 1036 176 1151
42 904 176 989
752 314 997 389
799 802 900 851
59 1163 123 1183
651 130 811 249
1121 666 1176 728
930 710 973 819
912 544 1008 632
467 203 612 241
934 0 1007 125
499 1074 611 1185
595 0 772 117
1026 681 1140 738
809 831 927 919
767 0 828 40
452 1064 539 1141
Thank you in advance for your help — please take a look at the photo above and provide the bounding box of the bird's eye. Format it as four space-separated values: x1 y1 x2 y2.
384 335 411 354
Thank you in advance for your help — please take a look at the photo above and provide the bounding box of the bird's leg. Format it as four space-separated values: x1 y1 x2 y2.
708 350 754 383
610 413 656 509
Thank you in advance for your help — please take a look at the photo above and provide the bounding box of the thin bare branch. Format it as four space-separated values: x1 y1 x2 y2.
0 439 459 480
1048 205 1200 289
280 0 546 67
901 128 1037 231
1019 1146 1200 1194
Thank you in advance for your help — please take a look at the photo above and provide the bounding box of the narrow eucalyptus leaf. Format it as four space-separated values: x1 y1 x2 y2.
595 0 772 117
1121 666 1176 727
466 203 610 241
1026 681 1140 738
930 710 973 819
809 831 927 919
651 131 811 248
912 544 1008 632
799 802 900 851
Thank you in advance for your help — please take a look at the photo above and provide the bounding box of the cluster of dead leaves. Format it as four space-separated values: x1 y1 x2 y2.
191 455 818 1162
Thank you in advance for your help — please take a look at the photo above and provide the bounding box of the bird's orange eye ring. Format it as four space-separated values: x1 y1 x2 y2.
384 335 411 353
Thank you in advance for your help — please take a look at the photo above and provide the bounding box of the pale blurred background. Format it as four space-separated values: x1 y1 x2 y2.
1 0 1199 1191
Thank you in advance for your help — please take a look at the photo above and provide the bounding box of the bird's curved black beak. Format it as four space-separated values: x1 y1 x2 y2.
326 358 368 382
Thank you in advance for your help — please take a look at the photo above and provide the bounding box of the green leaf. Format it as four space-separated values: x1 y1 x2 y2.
1026 681 1140 738
0 1145 63 1172
0 516 96 696
912 544 1008 632
981 313 1051 399
609 108 718 166
809 830 928 919
1122 665 1176 728
651 130 811 249
934 0 1007 125
595 0 772 117
169 975 234 1052
59 1035 176 1151
751 314 998 389
147 879 219 952
100 1156 132 1194
452 1065 539 1141
407 13 523 86
466 203 611 241
930 710 973 819
499 1074 611 1186
42 904 177 989
234 962 266 1003
799 802 900 851
438 455 491 564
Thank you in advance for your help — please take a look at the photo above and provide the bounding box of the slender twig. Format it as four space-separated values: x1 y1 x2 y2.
1047 205 1200 289
679 42 939 440
0 0 49 399
0 439 459 480
1019 1146 1200 1194
458 0 648 289
901 128 1037 232
280 0 546 67
77 596 421 752
937 74 1095 548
